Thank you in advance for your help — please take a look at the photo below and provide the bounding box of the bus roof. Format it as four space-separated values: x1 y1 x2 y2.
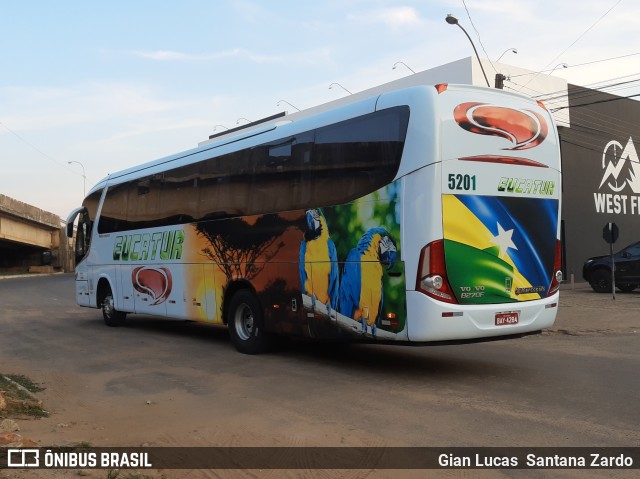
87 83 544 197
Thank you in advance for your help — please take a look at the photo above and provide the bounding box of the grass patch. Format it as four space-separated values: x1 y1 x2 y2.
4 374 45 393
0 270 28 277
0 373 48 418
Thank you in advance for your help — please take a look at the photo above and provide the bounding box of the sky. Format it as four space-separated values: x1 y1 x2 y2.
1 0 639 220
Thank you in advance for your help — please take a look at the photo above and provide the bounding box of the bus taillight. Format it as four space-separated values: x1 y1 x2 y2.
416 240 457 304
547 240 563 296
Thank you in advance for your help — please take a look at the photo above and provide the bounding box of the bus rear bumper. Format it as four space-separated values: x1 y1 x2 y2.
405 290 559 342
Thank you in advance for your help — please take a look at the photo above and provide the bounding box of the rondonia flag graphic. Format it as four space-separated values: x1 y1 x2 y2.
443 194 558 304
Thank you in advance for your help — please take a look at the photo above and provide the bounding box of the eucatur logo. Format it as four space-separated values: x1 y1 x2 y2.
132 267 172 305
454 102 548 150
594 137 640 215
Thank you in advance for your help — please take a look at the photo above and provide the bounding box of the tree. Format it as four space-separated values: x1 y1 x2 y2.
196 214 298 282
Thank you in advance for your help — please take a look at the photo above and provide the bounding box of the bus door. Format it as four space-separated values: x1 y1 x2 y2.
117 265 136 313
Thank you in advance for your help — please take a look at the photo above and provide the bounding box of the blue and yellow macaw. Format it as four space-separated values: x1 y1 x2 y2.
299 209 339 314
339 228 397 337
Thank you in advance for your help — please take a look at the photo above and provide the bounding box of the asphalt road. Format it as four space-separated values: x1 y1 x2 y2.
0 274 638 479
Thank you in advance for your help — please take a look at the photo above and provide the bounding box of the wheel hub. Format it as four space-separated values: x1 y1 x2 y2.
235 303 254 340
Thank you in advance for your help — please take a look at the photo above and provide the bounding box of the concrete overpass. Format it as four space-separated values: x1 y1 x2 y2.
0 194 72 273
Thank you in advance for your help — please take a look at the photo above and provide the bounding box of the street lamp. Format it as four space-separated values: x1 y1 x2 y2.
213 124 229 131
392 61 416 74
67 161 86 196
277 100 301 112
329 82 353 95
496 48 517 62
236 118 252 125
445 14 490 88
549 63 568 75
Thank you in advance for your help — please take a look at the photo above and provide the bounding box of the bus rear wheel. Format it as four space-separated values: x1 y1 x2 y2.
102 287 127 327
227 290 268 354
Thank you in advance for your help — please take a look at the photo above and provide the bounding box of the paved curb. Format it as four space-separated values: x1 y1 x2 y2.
0 272 67 281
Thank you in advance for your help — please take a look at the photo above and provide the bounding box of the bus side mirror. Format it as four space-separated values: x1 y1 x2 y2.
65 206 86 238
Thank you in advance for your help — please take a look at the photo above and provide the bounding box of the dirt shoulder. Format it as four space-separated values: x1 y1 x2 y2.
1 277 638 479
552 283 640 335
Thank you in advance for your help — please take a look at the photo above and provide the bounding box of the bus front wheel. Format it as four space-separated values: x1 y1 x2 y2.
102 287 127 327
227 290 268 354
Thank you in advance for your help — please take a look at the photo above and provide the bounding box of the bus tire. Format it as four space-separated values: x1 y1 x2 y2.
227 289 268 354
102 287 127 327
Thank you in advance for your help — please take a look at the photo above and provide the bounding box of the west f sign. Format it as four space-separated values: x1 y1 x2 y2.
594 137 640 215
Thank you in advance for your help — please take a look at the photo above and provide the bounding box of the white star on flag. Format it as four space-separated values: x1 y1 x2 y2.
491 223 518 258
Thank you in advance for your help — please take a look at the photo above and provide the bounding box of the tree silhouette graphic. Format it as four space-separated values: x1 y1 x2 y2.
196 215 299 282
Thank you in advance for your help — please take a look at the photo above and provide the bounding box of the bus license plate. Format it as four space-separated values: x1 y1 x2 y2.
495 311 519 326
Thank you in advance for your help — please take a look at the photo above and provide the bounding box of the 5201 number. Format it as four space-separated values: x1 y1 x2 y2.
448 174 476 191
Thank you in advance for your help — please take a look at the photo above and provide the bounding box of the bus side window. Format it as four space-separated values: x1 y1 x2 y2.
311 107 408 207
292 132 314 209
199 149 251 219
252 140 293 214
98 183 129 234
199 162 225 220
249 132 314 215
161 165 200 225
128 174 163 229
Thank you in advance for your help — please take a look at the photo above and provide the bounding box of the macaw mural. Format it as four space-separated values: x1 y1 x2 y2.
297 182 405 340
299 209 339 314
338 228 397 337
184 182 406 341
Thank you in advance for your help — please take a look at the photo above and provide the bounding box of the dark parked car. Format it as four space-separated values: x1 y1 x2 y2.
582 241 640 293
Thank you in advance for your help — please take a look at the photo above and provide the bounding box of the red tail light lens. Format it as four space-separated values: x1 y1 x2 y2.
547 240 563 296
416 240 457 304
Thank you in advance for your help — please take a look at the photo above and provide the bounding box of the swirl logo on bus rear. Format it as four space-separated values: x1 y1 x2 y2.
132 267 172 305
454 102 548 150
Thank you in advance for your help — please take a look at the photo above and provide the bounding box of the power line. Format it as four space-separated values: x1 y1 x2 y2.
507 73 640 107
504 73 640 144
535 76 640 102
543 0 622 70
0 120 78 176
540 78 640 105
509 52 640 79
556 98 640 141
518 0 624 92
552 92 640 111
506 74 640 118
560 137 610 158
461 0 497 75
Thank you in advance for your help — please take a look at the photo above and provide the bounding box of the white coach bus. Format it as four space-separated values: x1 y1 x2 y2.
67 84 562 354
